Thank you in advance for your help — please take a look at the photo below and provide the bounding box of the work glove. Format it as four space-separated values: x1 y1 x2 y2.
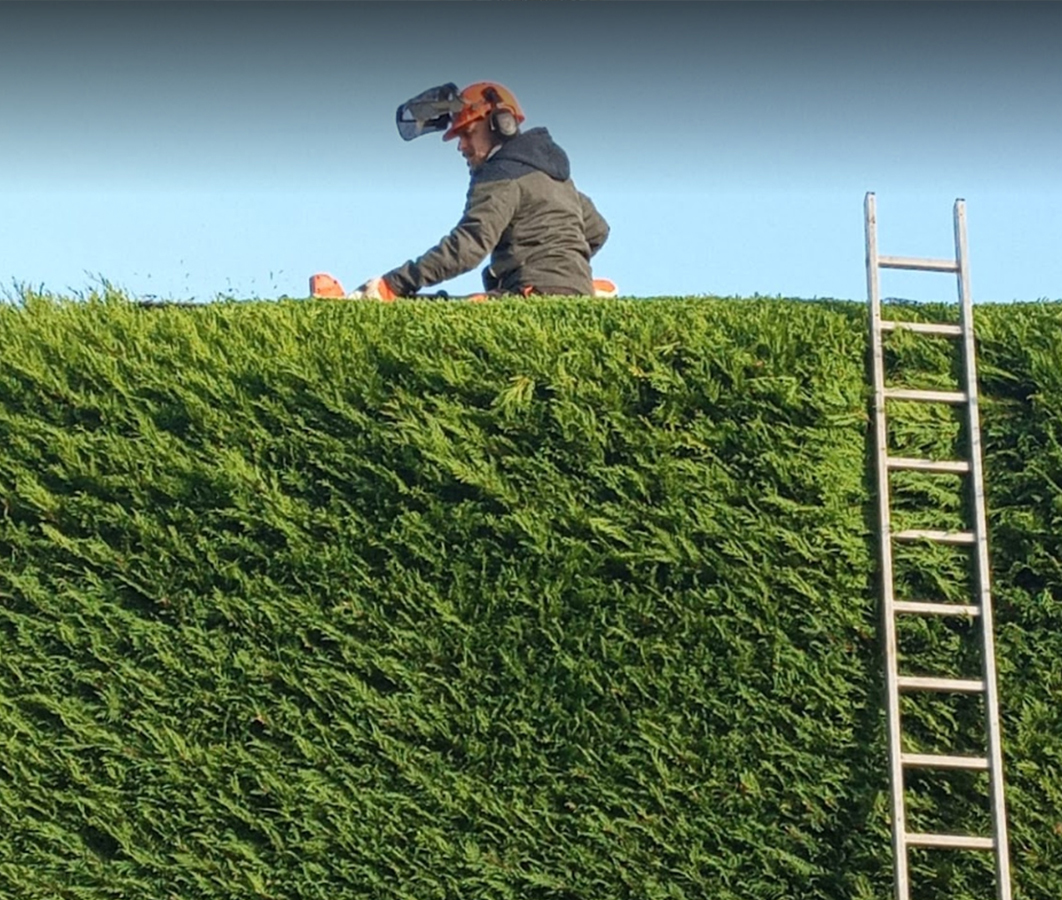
348 276 398 302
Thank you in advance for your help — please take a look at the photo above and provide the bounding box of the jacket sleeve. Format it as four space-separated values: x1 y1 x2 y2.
384 179 520 296
579 191 610 257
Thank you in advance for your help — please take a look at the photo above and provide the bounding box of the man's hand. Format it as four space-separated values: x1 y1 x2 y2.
348 276 398 302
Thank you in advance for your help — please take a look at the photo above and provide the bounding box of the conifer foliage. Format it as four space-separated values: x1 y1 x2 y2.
0 292 1059 899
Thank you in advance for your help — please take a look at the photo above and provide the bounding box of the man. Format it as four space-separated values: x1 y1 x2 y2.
353 82 610 300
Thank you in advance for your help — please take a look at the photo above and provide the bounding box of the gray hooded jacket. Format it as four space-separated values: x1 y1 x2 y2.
384 127 609 296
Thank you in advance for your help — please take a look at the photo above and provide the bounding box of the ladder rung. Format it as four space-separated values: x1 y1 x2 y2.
905 832 994 850
887 456 971 474
878 255 960 273
893 601 980 617
881 320 963 336
884 388 967 404
892 529 975 545
901 752 989 771
898 676 985 693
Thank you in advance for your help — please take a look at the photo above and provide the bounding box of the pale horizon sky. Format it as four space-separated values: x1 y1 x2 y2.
2 1 1060 303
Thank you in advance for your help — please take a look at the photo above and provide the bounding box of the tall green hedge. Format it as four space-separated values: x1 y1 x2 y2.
0 292 1059 899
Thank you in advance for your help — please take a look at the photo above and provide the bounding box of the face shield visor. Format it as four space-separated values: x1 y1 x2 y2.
395 83 465 141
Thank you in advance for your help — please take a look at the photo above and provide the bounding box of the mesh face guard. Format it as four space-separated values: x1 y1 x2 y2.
395 83 465 141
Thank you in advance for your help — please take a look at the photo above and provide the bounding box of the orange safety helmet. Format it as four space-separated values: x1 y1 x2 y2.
443 82 525 141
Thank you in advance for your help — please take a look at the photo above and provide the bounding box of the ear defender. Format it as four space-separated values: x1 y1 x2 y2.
483 86 519 138
491 110 519 137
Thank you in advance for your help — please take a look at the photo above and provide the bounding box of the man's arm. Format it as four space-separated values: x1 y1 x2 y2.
384 180 520 296
579 191 610 257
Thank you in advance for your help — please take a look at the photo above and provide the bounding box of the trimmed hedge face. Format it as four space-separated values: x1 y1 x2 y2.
0 294 1059 900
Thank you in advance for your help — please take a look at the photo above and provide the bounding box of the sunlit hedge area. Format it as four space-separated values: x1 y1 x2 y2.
1 292 1060 899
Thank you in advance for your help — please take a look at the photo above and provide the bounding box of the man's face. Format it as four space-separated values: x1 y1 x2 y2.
456 117 496 170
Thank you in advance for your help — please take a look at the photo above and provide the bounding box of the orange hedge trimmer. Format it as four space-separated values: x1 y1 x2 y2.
308 273 617 301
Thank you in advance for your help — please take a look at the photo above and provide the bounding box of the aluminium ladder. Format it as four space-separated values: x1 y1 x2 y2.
864 192 1012 900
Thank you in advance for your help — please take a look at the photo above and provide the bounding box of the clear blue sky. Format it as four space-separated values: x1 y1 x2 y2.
2 1 1060 303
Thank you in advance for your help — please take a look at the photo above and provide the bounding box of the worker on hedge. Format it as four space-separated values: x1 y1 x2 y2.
351 81 611 300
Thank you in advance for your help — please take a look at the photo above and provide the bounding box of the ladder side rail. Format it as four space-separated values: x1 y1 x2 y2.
954 199 1013 900
866 192 910 900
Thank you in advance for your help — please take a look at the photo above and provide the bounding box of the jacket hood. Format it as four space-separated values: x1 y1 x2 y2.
491 127 571 181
